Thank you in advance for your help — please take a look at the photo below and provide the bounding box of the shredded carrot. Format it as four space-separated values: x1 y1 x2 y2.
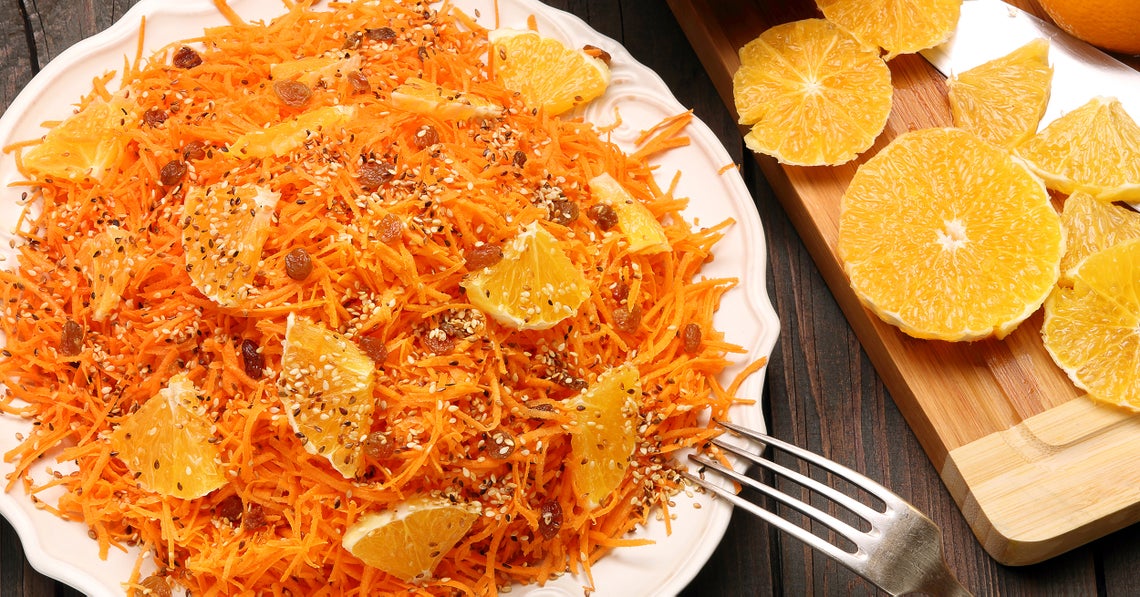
0 1 764 595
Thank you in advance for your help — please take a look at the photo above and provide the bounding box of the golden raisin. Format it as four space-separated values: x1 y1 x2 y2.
365 27 397 42
273 80 312 107
159 160 187 186
142 109 167 127
538 500 563 539
243 502 268 531
359 161 394 190
138 574 172 597
216 494 244 524
583 44 612 66
364 431 395 459
182 140 207 161
284 247 313 281
358 336 388 364
465 244 503 270
240 339 264 379
172 46 202 69
377 213 402 243
682 323 702 353
613 305 642 333
548 199 578 225
414 125 439 149
587 204 618 230
348 71 371 94
59 320 84 357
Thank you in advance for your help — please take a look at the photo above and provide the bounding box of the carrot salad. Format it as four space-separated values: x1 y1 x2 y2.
0 0 761 595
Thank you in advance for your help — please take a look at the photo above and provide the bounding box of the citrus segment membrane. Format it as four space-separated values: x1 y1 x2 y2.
837 128 1062 341
1015 96 1140 202
816 0 963 60
109 373 227 499
732 19 892 166
279 313 376 478
462 222 590 330
569 363 641 509
1042 238 1140 410
181 183 280 307
488 28 611 116
948 38 1053 149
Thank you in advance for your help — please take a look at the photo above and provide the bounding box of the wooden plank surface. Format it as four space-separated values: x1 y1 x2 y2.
3 1 1140 596
667 0 1140 568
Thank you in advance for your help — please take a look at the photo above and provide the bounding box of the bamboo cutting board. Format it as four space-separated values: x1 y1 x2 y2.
666 0 1140 566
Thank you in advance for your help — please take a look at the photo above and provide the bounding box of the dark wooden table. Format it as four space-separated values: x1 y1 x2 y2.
3 1 1140 596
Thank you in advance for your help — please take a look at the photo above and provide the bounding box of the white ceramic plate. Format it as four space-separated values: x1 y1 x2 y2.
0 1 779 595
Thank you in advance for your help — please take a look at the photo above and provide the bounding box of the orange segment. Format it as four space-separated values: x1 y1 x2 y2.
181 183 280 307
342 497 480 582
78 226 133 322
1059 191 1140 280
588 173 669 255
948 38 1053 149
270 53 362 87
732 19 892 166
837 128 1062 341
109 373 227 499
279 314 376 478
488 28 610 116
1042 238 1140 410
228 105 356 159
462 222 590 330
390 77 502 120
1015 96 1140 202
569 363 640 509
21 95 135 181
815 0 962 60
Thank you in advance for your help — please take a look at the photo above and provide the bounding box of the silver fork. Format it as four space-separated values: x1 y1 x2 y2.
683 420 972 597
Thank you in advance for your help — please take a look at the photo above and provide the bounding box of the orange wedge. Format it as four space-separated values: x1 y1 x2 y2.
948 38 1053 149
569 363 640 509
21 95 136 182
1059 191 1140 279
342 497 480 582
815 0 962 60
488 28 610 116
588 173 669 254
109 373 227 499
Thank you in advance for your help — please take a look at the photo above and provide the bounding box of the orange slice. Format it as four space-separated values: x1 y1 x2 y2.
815 0 962 60
948 38 1053 149
1042 238 1140 410
279 314 376 478
1059 191 1140 280
569 363 640 509
390 77 502 120
228 105 356 159
588 173 669 254
1015 96 1140 202
488 28 610 116
109 373 227 499
21 95 135 182
462 222 590 330
732 19 892 166
181 183 280 307
342 496 480 582
837 128 1062 341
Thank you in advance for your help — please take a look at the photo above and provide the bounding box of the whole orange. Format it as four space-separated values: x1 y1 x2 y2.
1036 0 1140 55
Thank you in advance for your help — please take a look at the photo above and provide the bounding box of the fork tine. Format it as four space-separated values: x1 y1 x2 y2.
681 465 860 569
717 420 905 509
710 437 886 524
688 452 872 555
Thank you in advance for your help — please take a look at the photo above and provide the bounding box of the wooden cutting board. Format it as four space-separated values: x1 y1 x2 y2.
666 0 1140 566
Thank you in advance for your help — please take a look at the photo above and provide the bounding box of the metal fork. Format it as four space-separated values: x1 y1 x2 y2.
683 420 972 597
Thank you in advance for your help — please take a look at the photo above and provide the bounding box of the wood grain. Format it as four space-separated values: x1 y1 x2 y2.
667 0 1140 568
